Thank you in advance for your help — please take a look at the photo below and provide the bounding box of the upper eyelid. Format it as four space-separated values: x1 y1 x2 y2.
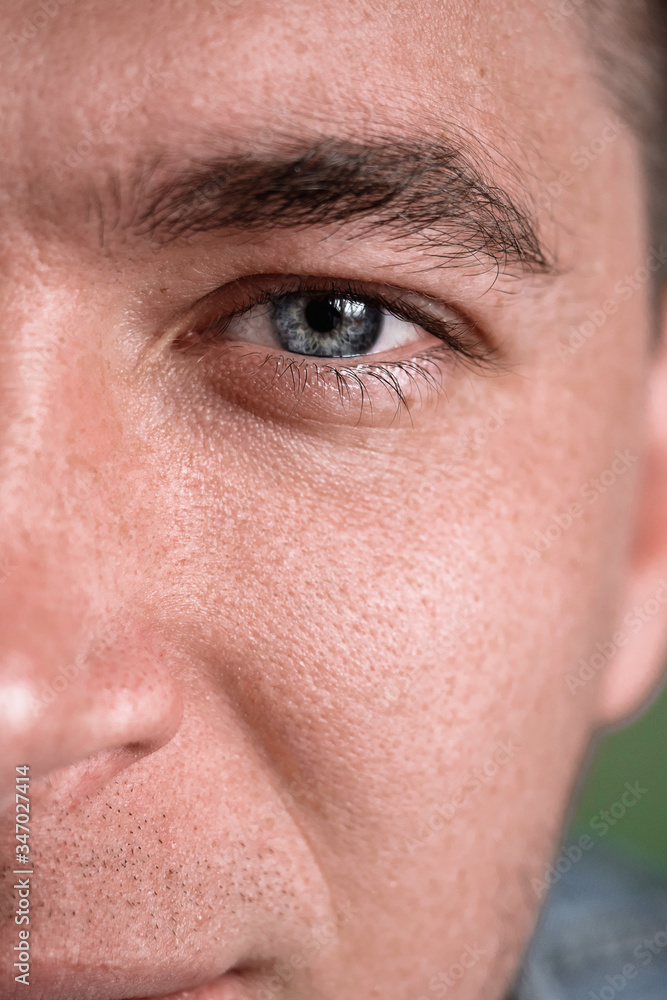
181 273 464 337
211 283 453 336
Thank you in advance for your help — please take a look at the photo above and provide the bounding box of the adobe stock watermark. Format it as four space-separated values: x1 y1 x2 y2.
27 622 123 717
532 780 649 898
52 65 167 181
416 941 487 999
0 552 16 585
28 653 87 717
587 919 667 1000
535 116 628 213
227 784 302 847
406 403 511 513
379 617 473 711
556 244 667 363
9 0 73 48
147 166 232 250
66 461 147 508
253 895 360 1000
521 449 638 562
404 737 521 855
544 0 585 28
566 579 667 694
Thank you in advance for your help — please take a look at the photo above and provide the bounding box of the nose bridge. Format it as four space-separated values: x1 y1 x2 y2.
0 262 104 671
0 256 92 672
0 297 58 530
0 242 129 604
0 248 100 533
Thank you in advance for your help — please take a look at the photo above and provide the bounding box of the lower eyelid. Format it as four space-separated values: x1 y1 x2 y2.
172 337 463 430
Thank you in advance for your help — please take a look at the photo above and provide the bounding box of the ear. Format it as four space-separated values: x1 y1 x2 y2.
598 287 667 724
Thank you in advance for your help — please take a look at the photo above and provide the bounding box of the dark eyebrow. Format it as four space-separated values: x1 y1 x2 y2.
127 136 553 276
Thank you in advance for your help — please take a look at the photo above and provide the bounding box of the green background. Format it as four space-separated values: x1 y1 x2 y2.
567 679 667 872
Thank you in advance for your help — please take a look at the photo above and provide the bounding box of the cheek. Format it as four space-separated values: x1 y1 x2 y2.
194 324 638 920
49 254 643 992
131 300 640 836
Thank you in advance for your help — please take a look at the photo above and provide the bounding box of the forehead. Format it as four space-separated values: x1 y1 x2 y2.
1 0 604 198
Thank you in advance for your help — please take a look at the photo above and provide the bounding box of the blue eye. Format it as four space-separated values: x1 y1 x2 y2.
271 294 384 357
211 282 437 361
174 274 498 421
171 275 498 424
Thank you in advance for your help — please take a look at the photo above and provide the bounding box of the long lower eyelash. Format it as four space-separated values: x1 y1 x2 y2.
325 351 447 424
173 333 486 423
255 342 457 425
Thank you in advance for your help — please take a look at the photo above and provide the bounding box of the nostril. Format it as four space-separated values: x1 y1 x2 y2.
0 629 184 812
43 743 155 809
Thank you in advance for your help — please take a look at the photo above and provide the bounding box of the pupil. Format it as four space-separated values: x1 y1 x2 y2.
304 297 341 334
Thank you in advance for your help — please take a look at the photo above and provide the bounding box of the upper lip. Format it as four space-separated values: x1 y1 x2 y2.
3 962 257 1000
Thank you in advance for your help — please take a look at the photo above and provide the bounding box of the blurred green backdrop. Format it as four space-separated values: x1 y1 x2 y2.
566 680 667 872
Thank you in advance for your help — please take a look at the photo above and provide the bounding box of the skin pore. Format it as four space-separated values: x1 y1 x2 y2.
2 1 667 999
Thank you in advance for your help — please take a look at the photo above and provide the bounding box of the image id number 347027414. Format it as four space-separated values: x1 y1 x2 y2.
13 765 31 987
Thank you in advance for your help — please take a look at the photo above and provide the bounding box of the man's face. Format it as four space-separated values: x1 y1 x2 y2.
0 1 665 998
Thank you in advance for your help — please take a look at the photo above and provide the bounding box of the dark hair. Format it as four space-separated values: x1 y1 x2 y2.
584 0 667 249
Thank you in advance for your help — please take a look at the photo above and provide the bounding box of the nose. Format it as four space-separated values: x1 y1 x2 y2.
0 567 183 812
0 268 184 812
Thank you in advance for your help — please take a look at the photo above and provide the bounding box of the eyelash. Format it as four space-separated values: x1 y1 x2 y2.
173 276 498 418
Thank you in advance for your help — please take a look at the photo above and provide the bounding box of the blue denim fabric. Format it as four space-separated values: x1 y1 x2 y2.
512 845 667 999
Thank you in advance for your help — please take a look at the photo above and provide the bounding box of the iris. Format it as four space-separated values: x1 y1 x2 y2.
271 294 384 357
